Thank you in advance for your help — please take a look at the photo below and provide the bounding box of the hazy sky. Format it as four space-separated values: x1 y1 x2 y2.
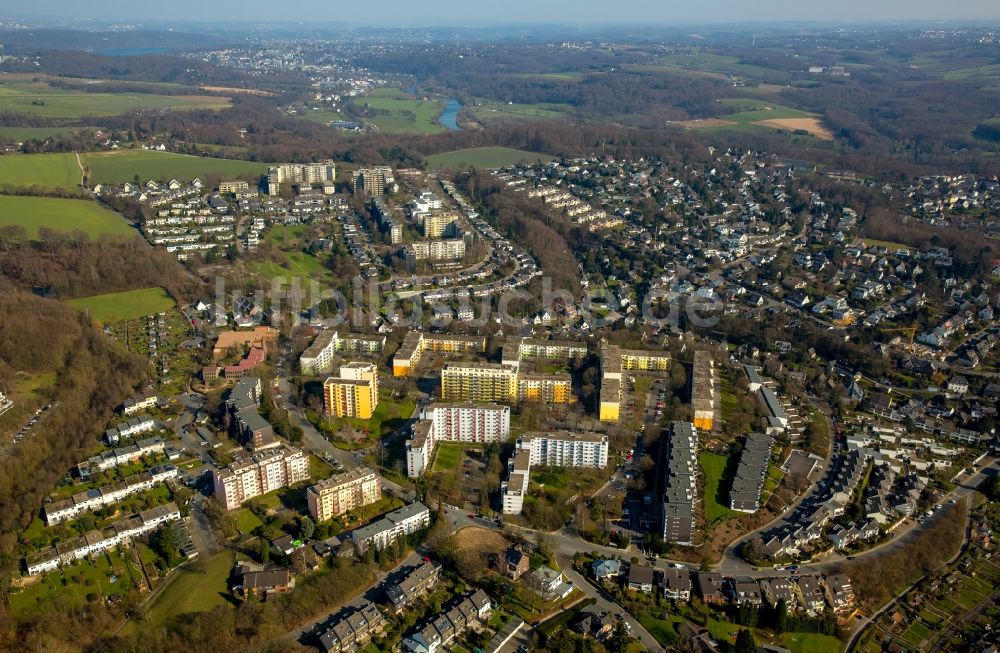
15 0 1000 25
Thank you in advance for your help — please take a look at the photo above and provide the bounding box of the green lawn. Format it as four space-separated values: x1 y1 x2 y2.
355 88 445 134
83 150 270 185
68 287 176 324
232 508 264 534
0 195 134 239
700 451 737 524
780 632 844 653
0 79 231 118
130 550 235 632
325 394 417 448
637 614 679 646
425 147 554 170
0 152 81 189
431 442 466 472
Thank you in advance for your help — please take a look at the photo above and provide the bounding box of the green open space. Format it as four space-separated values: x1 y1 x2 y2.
354 88 445 134
426 146 554 170
0 152 80 189
250 251 334 284
470 98 575 124
0 126 90 141
324 394 417 449
900 621 932 646
780 632 844 653
510 72 586 81
0 195 134 239
68 287 176 324
0 78 231 118
700 451 737 524
10 548 141 616
431 442 467 472
232 508 264 534
637 614 679 646
83 150 269 185
129 550 235 632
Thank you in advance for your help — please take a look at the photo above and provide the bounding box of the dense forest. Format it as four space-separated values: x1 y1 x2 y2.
0 232 197 300
0 285 150 649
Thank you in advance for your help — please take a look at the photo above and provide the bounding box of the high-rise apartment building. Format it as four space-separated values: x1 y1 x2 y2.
213 447 310 510
267 161 336 195
306 467 382 521
323 362 380 419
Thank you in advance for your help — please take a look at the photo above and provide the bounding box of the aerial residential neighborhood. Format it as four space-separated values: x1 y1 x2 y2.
1 8 1000 653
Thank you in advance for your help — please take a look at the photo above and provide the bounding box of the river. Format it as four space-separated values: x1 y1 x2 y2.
439 98 462 131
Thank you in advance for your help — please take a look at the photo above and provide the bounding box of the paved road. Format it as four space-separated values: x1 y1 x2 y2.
274 343 412 497
558 555 665 653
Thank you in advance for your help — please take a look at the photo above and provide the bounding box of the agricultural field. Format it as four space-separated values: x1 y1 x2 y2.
0 195 134 239
353 88 445 134
0 152 81 189
0 126 89 141
0 77 231 118
700 451 737 524
82 150 270 185
68 287 176 324
510 72 586 81
686 98 832 140
469 98 575 124
426 147 554 170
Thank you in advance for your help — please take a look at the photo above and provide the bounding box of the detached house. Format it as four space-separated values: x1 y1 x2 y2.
661 567 692 601
627 565 655 593
498 545 530 581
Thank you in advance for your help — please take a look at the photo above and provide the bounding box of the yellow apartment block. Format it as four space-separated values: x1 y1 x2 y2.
620 349 672 372
517 374 573 404
392 332 487 377
324 362 380 419
441 362 517 403
598 344 670 422
306 467 382 522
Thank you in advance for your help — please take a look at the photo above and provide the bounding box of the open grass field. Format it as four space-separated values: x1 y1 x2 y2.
510 72 586 81
83 150 269 185
0 78 231 118
0 126 89 141
470 98 574 124
130 550 235 632
426 146 554 170
68 287 176 324
0 152 80 188
700 451 737 524
354 88 445 134
0 195 134 239
249 251 334 284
